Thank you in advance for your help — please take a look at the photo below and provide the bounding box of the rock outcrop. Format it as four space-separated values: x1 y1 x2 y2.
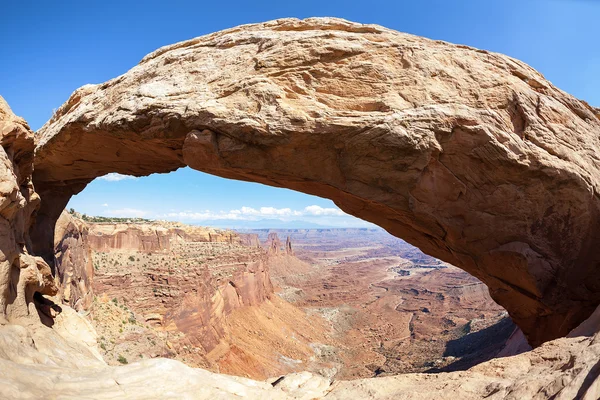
87 221 240 252
30 18 600 345
55 216 336 378
77 220 273 348
0 97 57 325
52 215 242 311
266 232 283 255
239 233 261 248
54 211 94 311
1 305 600 399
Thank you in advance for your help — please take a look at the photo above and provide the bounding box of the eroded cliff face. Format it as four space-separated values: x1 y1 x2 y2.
30 17 600 345
0 97 57 325
86 221 240 252
50 216 336 379
90 239 276 371
54 212 94 311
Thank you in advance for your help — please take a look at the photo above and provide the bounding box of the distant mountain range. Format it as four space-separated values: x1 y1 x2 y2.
186 219 373 229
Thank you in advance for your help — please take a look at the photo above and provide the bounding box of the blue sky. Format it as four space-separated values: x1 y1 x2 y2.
2 0 598 227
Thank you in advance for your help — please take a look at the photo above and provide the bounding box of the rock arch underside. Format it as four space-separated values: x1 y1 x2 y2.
1 17 600 399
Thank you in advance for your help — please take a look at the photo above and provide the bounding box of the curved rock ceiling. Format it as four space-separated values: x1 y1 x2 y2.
31 17 600 346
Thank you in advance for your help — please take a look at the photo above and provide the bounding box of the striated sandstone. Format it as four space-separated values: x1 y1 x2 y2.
239 233 261 248
87 221 240 252
59 217 336 379
30 17 600 345
52 214 239 312
88 224 273 362
54 211 94 310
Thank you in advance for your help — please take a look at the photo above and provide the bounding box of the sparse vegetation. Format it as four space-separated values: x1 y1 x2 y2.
117 355 128 364
82 215 153 223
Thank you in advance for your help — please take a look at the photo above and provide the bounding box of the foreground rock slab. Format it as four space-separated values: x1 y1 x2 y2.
32 17 600 345
1 308 599 399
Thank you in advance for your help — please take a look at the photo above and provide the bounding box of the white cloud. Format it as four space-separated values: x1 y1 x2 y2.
98 173 138 182
107 208 148 218
303 205 346 216
102 203 109 207
237 206 303 218
161 205 346 222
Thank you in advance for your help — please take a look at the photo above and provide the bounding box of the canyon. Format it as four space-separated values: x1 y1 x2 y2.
54 214 517 381
260 228 519 378
0 16 599 399
56 212 334 379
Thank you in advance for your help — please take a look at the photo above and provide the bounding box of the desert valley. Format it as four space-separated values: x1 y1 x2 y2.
1 14 599 400
55 212 518 382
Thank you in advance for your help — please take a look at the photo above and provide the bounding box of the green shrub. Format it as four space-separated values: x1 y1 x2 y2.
117 355 128 364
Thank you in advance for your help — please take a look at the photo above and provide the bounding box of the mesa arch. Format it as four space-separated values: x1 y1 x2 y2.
30 17 600 347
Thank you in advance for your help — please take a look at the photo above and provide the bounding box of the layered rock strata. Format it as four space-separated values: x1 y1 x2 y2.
87 221 240 252
59 217 274 360
55 217 336 378
1 16 600 398
54 212 94 311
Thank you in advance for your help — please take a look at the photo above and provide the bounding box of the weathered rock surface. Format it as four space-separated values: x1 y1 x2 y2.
266 232 283 255
86 222 273 359
54 211 94 311
239 233 261 248
31 17 600 345
0 97 57 325
1 304 600 399
58 217 335 379
87 220 240 252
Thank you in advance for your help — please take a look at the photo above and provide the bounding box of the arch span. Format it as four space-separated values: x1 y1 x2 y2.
31 18 600 346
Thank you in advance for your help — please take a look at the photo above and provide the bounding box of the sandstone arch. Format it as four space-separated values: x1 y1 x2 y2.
30 18 600 346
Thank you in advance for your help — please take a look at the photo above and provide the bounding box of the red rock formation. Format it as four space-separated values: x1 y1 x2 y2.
266 232 282 255
164 256 275 361
73 219 276 368
0 15 599 393
86 222 239 252
54 212 94 311
239 233 261 248
51 215 334 379
30 18 600 345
